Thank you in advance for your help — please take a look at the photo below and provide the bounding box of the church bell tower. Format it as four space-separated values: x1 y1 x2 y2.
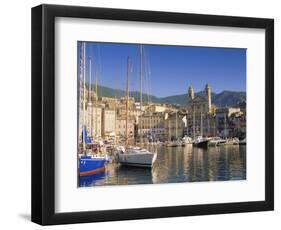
205 83 211 112
188 85 194 102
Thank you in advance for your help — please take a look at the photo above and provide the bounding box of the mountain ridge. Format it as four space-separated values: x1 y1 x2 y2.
93 84 246 107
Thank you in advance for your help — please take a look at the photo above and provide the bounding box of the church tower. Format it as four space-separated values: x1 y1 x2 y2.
205 83 211 112
188 85 194 102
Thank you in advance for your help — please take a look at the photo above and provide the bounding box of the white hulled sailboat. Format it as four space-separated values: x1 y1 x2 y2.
117 46 157 168
193 112 209 148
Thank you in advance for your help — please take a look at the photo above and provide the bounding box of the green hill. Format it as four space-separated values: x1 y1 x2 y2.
93 85 246 107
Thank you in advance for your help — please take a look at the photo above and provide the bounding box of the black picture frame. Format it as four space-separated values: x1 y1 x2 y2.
31 4 274 225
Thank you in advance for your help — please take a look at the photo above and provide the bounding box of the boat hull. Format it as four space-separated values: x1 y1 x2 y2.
217 140 226 146
79 157 106 176
118 151 156 168
166 144 180 147
193 140 209 148
166 141 182 147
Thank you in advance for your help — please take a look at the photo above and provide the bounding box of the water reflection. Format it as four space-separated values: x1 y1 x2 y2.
79 145 246 187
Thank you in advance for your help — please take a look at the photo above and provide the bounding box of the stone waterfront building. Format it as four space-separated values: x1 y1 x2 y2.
100 97 119 109
186 84 216 137
138 112 165 141
217 106 246 138
164 111 186 141
102 108 116 137
216 107 240 137
87 104 102 138
188 84 212 113
116 115 135 141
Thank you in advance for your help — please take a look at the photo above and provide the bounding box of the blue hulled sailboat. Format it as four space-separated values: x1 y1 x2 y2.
78 42 106 177
79 127 106 176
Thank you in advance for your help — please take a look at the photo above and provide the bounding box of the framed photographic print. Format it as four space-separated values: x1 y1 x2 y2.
31 4 274 225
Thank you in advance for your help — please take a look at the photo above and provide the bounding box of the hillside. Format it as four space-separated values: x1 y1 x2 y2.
93 85 246 107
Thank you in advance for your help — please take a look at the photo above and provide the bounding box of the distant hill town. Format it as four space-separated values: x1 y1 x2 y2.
90 84 246 107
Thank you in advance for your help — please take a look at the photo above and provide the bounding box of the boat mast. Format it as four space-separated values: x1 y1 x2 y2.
213 117 216 137
114 97 117 145
237 115 240 137
193 111 195 139
224 112 227 138
168 119 171 141
207 115 208 136
82 42 86 153
79 43 83 154
125 56 130 147
185 115 188 137
139 45 143 145
89 58 92 137
95 71 98 137
176 111 178 139
200 112 203 137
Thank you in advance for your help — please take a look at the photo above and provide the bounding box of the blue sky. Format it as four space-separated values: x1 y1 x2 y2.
78 41 246 97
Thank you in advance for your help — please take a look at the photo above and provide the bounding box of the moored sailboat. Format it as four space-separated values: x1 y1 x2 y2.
193 136 209 148
239 137 246 145
118 146 157 168
182 136 193 146
78 42 107 177
192 112 209 148
209 137 226 146
117 48 157 168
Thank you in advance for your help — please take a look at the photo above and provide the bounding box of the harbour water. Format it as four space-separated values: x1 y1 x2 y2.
79 145 246 187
